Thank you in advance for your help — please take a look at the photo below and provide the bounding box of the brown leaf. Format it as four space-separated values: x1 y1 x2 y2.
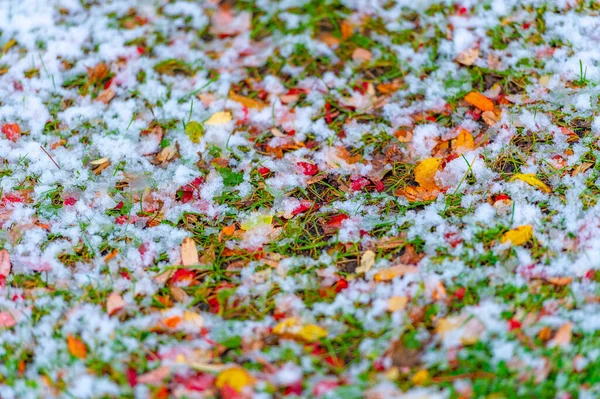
545 276 572 286
90 158 111 175
456 48 479 66
396 186 440 202
399 244 425 265
374 264 417 281
482 110 499 126
572 162 593 177
340 20 354 40
170 286 190 303
181 237 199 266
106 292 126 315
376 236 406 250
549 322 572 348
352 48 372 63
96 88 116 104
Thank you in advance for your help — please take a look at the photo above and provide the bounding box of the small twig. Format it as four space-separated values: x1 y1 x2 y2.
40 146 61 169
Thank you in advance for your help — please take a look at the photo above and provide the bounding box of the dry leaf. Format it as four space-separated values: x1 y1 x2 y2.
549 322 572 348
356 250 375 274
96 88 115 104
229 92 266 110
340 20 354 40
510 173 551 193
90 158 111 175
171 286 190 303
374 264 417 281
464 92 494 112
482 110 499 126
501 225 533 246
273 317 328 342
205 111 232 125
106 292 126 315
181 237 199 266
452 129 475 154
396 186 440 203
67 334 87 359
137 366 171 385
155 145 178 164
388 296 409 312
216 367 254 392
412 369 429 385
352 48 372 63
572 162 593 177
0 249 11 278
545 276 572 286
414 158 442 190
456 48 479 66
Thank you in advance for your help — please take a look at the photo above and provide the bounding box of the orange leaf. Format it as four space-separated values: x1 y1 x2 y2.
229 92 266 110
464 92 494 111
67 334 87 359
452 129 475 154
374 264 417 281
222 224 236 236
163 316 182 329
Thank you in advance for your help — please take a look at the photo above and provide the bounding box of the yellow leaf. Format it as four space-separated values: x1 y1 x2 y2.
412 369 429 385
296 324 328 342
181 237 199 266
374 264 417 282
510 173 551 193
501 225 533 245
216 367 254 392
229 92 266 110
388 296 408 312
67 334 87 359
414 158 442 190
453 129 475 154
240 214 272 231
464 92 494 111
205 111 232 125
273 318 327 342
356 250 375 274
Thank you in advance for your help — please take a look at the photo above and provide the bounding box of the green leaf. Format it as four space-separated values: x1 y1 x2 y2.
217 167 244 186
153 59 194 76
185 121 204 143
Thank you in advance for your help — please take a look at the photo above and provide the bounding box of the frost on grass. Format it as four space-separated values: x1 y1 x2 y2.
1 0 600 398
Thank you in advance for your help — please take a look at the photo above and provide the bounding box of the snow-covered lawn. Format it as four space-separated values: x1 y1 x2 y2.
1 0 600 397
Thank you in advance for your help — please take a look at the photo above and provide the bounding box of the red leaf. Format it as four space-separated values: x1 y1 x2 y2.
297 162 318 176
2 123 21 142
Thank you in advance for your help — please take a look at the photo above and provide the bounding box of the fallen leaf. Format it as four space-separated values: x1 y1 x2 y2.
510 173 551 193
352 48 372 63
185 121 204 143
205 111 232 125
482 110 499 126
181 237 199 266
374 264 417 281
273 317 327 342
414 158 442 190
356 250 375 274
0 249 11 278
501 225 533 246
395 186 440 202
464 92 494 112
413 369 429 385
456 48 479 66
229 92 266 110
240 214 272 231
545 276 572 286
215 367 254 392
549 322 572 348
0 311 16 328
296 324 328 342
572 162 593 177
388 296 408 312
137 366 171 385
67 334 87 359
106 292 126 315
452 129 475 154
155 144 178 164
96 88 115 104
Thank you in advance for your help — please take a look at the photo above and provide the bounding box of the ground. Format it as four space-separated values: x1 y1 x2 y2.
0 0 600 398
